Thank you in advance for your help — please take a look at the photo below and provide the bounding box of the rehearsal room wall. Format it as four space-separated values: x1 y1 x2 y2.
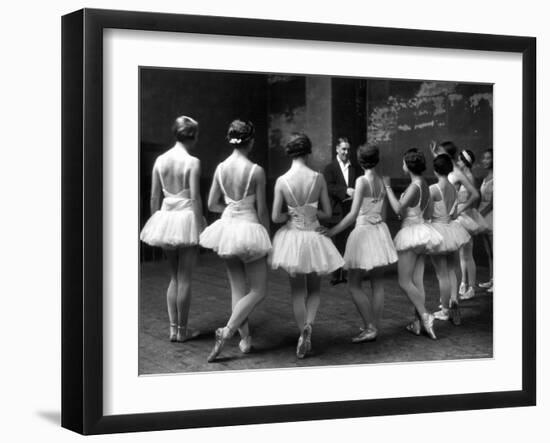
367 80 493 182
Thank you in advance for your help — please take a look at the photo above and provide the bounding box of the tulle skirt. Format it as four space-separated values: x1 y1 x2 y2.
270 226 345 276
484 211 493 233
344 222 398 271
140 209 202 249
427 221 471 254
457 208 489 234
199 218 271 263
394 222 443 254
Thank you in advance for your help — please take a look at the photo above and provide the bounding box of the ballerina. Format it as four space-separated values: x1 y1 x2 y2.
383 148 442 339
322 144 397 343
200 120 272 362
456 149 488 300
140 115 204 342
478 149 494 292
430 141 480 305
427 154 471 325
270 133 344 358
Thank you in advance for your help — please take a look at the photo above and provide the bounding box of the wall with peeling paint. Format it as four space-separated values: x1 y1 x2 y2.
367 80 493 179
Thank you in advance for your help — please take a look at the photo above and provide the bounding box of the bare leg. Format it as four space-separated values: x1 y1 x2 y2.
449 252 459 304
482 233 493 280
305 273 322 326
398 250 428 316
225 257 268 332
347 269 371 329
164 249 179 338
412 255 426 306
224 257 250 339
176 246 198 329
369 267 385 329
290 274 307 332
459 245 467 286
431 254 451 310
462 239 476 288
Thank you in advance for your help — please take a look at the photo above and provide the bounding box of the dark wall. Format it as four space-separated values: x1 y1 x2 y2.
140 68 269 179
367 80 493 180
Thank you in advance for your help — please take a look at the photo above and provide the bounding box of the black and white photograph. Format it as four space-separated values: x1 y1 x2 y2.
138 69 495 374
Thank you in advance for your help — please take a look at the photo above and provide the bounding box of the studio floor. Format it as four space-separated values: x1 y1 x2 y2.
139 251 493 375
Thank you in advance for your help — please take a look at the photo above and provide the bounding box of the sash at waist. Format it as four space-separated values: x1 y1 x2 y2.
161 197 194 211
356 213 383 226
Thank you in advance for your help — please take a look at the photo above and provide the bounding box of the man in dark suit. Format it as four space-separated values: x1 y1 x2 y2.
323 137 361 285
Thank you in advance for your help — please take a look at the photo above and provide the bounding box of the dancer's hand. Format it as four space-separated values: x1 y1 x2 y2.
429 140 438 157
316 226 330 237
382 176 391 187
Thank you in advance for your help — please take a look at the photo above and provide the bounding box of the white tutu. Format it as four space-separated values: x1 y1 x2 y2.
200 218 271 263
394 221 443 254
344 222 398 271
427 221 471 254
270 226 345 276
484 211 493 232
140 198 202 249
457 208 489 234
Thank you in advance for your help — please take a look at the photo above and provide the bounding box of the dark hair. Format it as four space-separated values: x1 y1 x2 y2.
403 148 426 175
285 133 312 158
433 154 454 176
357 144 379 169
226 119 255 147
172 115 199 142
439 141 458 160
459 149 476 169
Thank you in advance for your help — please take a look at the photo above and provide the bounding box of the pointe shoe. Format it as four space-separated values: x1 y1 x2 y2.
459 282 467 296
177 326 200 343
169 323 178 342
207 327 229 363
352 327 378 343
433 309 450 321
459 287 475 301
304 324 313 354
296 324 312 359
421 313 437 340
479 279 493 289
449 300 462 326
239 335 252 354
405 319 421 336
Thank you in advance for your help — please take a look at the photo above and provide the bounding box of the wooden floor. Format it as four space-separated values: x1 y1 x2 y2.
139 251 493 375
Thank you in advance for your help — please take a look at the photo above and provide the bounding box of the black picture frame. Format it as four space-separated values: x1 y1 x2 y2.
61 8 536 435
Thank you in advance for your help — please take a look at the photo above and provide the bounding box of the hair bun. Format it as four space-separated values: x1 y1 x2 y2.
226 119 255 145
285 133 312 158
172 115 199 142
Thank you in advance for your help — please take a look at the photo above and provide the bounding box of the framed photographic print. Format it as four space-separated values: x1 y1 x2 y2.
62 8 536 435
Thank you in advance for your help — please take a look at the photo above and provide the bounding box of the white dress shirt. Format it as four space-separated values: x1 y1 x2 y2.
337 157 350 187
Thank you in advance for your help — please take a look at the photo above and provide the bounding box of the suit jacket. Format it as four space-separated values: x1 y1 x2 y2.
323 159 361 222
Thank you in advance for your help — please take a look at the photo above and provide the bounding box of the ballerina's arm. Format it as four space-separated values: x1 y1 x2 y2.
188 158 204 228
316 175 333 221
253 166 270 233
325 178 365 237
383 177 419 217
207 166 226 214
454 168 480 214
149 161 163 214
271 178 289 224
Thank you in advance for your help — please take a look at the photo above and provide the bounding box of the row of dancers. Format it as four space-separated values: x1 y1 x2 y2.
140 116 494 362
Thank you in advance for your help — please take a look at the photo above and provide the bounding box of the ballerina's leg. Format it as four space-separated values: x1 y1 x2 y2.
370 267 386 329
225 257 268 333
164 249 179 332
431 254 451 309
176 246 198 331
347 269 373 329
305 273 321 326
289 274 307 332
224 256 250 339
397 250 428 317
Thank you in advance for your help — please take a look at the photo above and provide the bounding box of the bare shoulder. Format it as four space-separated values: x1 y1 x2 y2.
252 164 266 179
